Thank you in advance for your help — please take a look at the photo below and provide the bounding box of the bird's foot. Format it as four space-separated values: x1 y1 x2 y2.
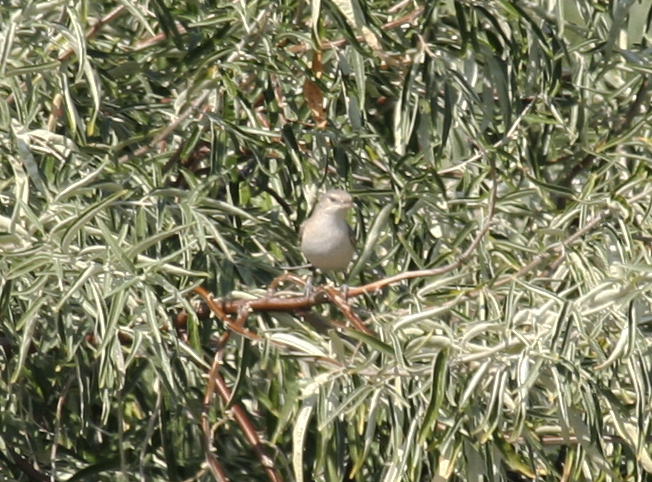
304 275 314 298
341 283 349 301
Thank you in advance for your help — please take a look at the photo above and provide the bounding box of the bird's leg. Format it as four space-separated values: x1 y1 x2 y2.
304 275 314 298
304 268 319 298
341 283 349 301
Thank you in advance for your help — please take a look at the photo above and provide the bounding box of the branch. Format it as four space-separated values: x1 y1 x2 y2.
202 349 230 482
3 447 48 482
201 308 283 482
211 155 497 314
211 369 283 482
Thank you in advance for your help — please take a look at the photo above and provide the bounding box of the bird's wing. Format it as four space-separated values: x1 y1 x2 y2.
298 220 306 243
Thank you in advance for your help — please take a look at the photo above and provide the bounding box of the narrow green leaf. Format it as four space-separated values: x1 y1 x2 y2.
11 297 47 383
61 190 127 253
293 386 319 482
418 348 448 444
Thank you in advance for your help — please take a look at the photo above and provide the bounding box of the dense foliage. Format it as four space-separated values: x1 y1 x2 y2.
2 0 652 480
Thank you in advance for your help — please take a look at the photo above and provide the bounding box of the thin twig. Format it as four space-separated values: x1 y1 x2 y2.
117 90 210 164
266 273 307 296
50 375 75 482
556 75 650 201
5 447 48 482
59 6 127 62
211 370 284 482
324 286 374 335
438 98 537 175
201 303 283 482
202 350 230 482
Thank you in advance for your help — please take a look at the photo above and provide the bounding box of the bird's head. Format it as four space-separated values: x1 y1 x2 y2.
315 189 354 216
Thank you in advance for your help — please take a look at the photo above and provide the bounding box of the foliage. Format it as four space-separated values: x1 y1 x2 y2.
2 0 652 480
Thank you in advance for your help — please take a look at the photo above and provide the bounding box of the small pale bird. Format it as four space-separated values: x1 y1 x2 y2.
300 189 355 272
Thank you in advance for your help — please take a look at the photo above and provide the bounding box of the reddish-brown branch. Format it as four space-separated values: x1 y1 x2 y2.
202 351 230 482
206 156 498 316
193 286 262 341
202 305 283 482
212 370 283 482
200 305 259 482
5 446 48 482
324 286 374 335
266 273 307 295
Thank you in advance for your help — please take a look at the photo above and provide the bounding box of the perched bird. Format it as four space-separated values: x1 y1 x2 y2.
300 189 355 272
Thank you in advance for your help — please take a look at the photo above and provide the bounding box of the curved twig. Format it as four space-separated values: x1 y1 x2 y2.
4 446 48 482
323 286 374 335
266 273 307 296
211 369 283 482
201 306 283 482
193 287 262 341
202 349 230 482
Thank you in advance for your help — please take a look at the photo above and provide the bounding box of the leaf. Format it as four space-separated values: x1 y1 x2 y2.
418 348 449 444
293 385 319 482
11 297 48 383
61 190 127 253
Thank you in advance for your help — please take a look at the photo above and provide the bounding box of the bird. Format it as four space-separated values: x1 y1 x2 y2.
300 189 355 273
